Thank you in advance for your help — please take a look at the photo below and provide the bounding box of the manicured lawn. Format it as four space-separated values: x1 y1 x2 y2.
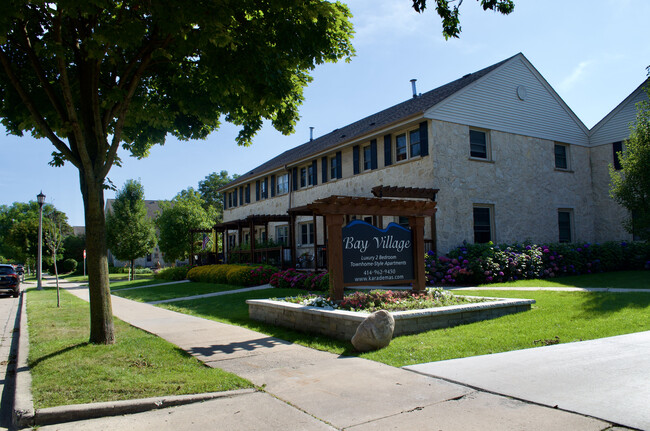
160 288 350 354
26 287 252 408
362 289 650 367
61 273 153 283
112 282 247 302
110 279 172 290
157 273 650 367
479 270 650 289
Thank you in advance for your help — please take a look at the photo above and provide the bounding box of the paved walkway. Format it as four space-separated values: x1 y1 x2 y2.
31 279 633 430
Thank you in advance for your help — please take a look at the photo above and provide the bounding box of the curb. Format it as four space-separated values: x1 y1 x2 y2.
27 389 257 427
11 289 257 428
12 291 34 428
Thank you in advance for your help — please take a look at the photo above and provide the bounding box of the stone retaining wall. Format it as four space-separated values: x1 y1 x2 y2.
247 296 535 341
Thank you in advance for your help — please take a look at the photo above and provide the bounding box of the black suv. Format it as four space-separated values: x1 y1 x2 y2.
0 264 20 297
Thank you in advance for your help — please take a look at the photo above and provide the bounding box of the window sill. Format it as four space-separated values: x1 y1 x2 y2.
468 157 494 164
554 168 574 173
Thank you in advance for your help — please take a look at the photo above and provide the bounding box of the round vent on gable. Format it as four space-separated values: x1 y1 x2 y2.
516 85 527 101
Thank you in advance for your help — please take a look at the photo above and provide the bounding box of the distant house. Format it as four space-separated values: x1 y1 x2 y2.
105 199 182 268
217 53 648 267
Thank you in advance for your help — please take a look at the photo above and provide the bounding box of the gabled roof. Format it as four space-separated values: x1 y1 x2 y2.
589 78 650 136
223 54 519 190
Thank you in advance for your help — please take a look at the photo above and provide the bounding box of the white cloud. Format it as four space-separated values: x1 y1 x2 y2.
558 61 592 93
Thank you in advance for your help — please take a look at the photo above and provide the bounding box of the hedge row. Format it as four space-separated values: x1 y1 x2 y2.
426 240 650 285
154 266 191 281
187 264 278 286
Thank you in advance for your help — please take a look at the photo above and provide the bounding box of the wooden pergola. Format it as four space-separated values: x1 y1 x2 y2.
214 214 291 265
307 195 437 300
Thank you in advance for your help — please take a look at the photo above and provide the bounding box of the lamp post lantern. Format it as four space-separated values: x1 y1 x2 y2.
37 191 46 290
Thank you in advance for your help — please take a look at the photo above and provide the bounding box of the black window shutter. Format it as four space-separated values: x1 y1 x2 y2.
353 145 360 174
419 121 429 157
311 160 318 185
223 193 227 210
336 152 342 178
233 189 237 207
613 141 623 170
271 176 276 197
239 186 244 205
370 139 378 170
255 180 260 201
292 167 298 191
245 184 250 203
384 134 392 166
263 177 268 199
321 157 328 183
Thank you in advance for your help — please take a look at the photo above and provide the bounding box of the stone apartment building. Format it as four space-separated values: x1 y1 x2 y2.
217 53 648 266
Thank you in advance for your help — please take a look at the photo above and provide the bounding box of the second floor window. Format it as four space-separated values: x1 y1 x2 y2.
300 167 307 188
363 145 372 171
276 174 289 194
470 129 488 159
395 133 407 162
554 143 569 170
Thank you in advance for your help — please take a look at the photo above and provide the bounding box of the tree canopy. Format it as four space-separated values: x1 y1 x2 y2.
156 188 217 263
198 171 239 221
610 79 650 241
411 0 515 39
0 201 70 266
106 179 157 279
0 0 354 344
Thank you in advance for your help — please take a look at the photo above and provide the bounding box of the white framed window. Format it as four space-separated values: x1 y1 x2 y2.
363 145 372 171
300 223 314 245
276 174 289 195
473 205 494 244
470 129 490 160
554 143 570 170
300 167 307 188
395 133 407 162
409 129 421 157
307 164 314 186
275 225 289 246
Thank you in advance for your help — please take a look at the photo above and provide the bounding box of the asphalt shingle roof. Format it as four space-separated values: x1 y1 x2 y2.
225 54 516 189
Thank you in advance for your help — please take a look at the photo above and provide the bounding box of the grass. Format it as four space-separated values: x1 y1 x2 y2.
160 288 350 354
110 279 172 290
60 273 154 283
26 287 252 408
478 270 650 289
111 282 246 302
156 271 650 367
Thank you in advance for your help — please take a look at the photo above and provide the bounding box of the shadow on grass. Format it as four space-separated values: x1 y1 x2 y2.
579 291 650 315
29 342 88 368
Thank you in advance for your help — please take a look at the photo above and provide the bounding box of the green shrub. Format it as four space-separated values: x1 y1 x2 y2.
154 266 190 281
186 264 276 286
61 258 78 274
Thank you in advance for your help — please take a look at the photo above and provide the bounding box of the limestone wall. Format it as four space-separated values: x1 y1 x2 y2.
589 143 632 242
431 120 596 252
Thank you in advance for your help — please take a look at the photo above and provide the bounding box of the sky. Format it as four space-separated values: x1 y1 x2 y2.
1 0 649 227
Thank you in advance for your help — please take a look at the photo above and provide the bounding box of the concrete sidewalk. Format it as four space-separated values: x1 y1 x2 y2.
406 331 650 430
25 281 623 430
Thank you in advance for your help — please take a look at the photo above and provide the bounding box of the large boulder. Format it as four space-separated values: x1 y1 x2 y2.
351 310 395 352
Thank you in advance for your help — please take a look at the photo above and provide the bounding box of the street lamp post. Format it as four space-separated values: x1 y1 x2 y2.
37 191 46 290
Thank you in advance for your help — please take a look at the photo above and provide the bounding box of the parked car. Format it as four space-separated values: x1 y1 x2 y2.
0 264 20 297
12 264 25 281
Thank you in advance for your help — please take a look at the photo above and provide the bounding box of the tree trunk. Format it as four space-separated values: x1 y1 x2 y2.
81 171 115 345
53 250 60 308
130 259 135 281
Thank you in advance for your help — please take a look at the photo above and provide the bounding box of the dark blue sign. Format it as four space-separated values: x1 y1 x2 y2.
342 221 414 284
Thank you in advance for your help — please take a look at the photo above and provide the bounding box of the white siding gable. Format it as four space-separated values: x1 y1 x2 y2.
589 80 649 147
425 54 589 146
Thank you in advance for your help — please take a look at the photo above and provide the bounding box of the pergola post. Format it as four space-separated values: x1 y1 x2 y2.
327 214 345 300
410 216 426 292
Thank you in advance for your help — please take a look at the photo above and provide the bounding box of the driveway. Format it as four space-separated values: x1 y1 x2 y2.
405 331 650 430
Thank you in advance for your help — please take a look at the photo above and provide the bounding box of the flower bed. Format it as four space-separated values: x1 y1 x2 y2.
247 293 534 341
426 240 650 286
